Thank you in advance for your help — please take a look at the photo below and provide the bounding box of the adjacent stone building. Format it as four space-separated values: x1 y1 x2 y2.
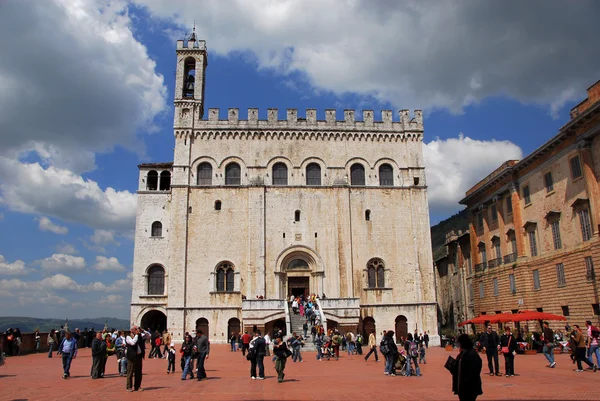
459 80 600 330
130 33 440 344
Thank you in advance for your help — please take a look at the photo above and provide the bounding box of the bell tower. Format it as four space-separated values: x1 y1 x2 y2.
174 26 208 127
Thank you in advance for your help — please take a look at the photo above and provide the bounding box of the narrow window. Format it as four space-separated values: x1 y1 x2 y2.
367 267 376 288
585 256 595 281
376 266 385 288
225 162 241 185
551 220 562 250
413 177 420 186
272 162 288 185
197 162 213 185
528 230 538 257
365 209 371 221
509 232 517 256
306 163 321 186
523 185 531 205
570 155 583 179
226 268 235 292
479 282 485 298
159 171 171 191
533 270 540 290
544 172 554 193
350 163 365 186
556 263 566 286
379 164 394 186
491 204 498 223
314 232 318 238
147 170 158 191
561 306 570 316
506 197 513 215
466 256 472 275
215 200 222 211
294 210 301 222
494 240 501 260
283 233 285 238
493 278 499 296
477 212 484 233
188 206 192 214
216 269 225 292
509 274 516 294
147 265 165 295
151 221 162 237
579 208 592 241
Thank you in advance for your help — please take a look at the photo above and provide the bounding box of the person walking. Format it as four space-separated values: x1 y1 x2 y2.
364 329 379 362
249 331 266 380
162 331 171 358
499 326 516 377
479 325 500 376
180 334 195 380
273 337 290 383
56 331 78 379
264 332 271 356
195 329 210 381
585 320 600 366
230 332 238 352
34 330 41 353
167 343 176 374
126 326 150 392
424 331 430 349
356 333 363 355
47 329 57 358
571 324 597 372
241 331 251 356
451 334 483 401
541 322 556 368
91 332 105 379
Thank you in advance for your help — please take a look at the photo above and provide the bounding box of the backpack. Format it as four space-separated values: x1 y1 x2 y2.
357 334 363 345
380 339 390 355
409 341 418 358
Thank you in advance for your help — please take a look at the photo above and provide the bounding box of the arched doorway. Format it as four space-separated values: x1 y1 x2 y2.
326 319 338 333
395 315 408 343
227 318 241 337
266 318 287 337
196 318 209 338
140 310 167 332
362 316 376 339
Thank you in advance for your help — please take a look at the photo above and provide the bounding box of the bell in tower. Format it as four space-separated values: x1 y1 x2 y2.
184 74 195 98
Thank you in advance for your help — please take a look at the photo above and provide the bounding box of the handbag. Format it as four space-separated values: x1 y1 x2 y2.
501 336 511 354
444 355 457 372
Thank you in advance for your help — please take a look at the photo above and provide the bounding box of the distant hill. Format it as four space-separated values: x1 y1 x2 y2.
0 317 130 333
430 209 470 261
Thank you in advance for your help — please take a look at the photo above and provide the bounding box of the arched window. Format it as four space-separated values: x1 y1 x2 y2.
197 162 212 185
216 262 235 292
367 258 385 288
147 170 158 191
379 164 394 186
365 209 371 221
215 200 222 211
147 265 165 295
287 259 309 270
151 221 162 237
159 171 171 191
295 210 301 222
350 163 365 186
306 163 321 185
272 163 288 185
225 163 241 185
183 57 196 98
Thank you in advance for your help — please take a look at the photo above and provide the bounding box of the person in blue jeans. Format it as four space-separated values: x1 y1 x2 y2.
585 320 600 366
381 330 398 375
180 335 195 380
542 322 556 368
56 331 78 379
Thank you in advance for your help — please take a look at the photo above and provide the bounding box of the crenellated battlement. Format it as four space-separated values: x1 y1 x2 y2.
190 108 423 132
176 39 207 51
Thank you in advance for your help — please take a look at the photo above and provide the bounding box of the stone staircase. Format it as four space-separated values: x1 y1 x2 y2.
287 306 317 352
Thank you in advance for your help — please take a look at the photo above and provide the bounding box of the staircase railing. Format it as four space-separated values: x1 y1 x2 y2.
315 297 327 333
284 301 292 337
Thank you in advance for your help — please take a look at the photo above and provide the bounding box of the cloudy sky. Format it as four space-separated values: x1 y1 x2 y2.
0 0 598 320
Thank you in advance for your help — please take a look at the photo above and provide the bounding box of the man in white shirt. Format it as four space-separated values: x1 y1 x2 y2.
126 325 150 392
264 333 271 356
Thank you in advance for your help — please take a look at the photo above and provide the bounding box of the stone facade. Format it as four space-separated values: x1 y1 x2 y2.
131 35 439 345
459 80 600 332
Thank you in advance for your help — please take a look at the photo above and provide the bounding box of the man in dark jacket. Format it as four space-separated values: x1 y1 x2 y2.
249 331 266 380
541 321 556 368
479 325 500 376
452 334 483 401
194 329 210 381
90 332 105 379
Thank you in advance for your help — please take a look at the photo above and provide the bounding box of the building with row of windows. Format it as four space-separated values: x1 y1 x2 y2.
436 80 600 333
130 33 439 344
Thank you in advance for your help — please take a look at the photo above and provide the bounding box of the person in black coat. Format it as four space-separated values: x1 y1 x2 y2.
499 326 517 376
479 325 500 376
248 331 266 379
383 330 399 376
452 334 483 401
90 332 106 379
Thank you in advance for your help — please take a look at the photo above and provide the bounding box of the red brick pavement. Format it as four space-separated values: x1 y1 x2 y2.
0 346 596 400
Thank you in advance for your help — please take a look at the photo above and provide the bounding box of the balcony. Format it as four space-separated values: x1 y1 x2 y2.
503 253 517 264
488 258 502 268
475 262 487 273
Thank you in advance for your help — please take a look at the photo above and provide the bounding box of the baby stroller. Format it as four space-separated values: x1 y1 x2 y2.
396 350 414 376
321 339 338 361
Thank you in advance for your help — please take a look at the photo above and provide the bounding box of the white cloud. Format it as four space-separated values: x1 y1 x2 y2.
136 0 600 114
99 294 124 305
36 216 68 235
423 134 523 215
39 293 69 305
56 242 78 255
38 254 86 273
0 273 132 294
91 230 120 247
93 256 126 272
0 255 29 276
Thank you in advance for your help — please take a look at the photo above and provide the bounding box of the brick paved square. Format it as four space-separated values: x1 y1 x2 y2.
0 346 596 400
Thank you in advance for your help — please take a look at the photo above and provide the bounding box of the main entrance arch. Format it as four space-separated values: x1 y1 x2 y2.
140 310 167 332
275 245 323 299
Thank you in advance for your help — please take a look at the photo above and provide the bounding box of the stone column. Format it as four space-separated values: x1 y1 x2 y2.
579 140 600 235
509 183 526 257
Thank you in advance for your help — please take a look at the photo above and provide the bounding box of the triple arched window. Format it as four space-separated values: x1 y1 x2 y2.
216 262 235 292
147 265 165 295
367 258 385 288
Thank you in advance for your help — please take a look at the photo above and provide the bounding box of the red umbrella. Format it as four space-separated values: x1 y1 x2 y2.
509 310 566 322
458 313 512 326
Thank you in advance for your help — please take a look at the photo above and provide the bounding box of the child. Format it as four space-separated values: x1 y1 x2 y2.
167 343 176 374
418 343 426 364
